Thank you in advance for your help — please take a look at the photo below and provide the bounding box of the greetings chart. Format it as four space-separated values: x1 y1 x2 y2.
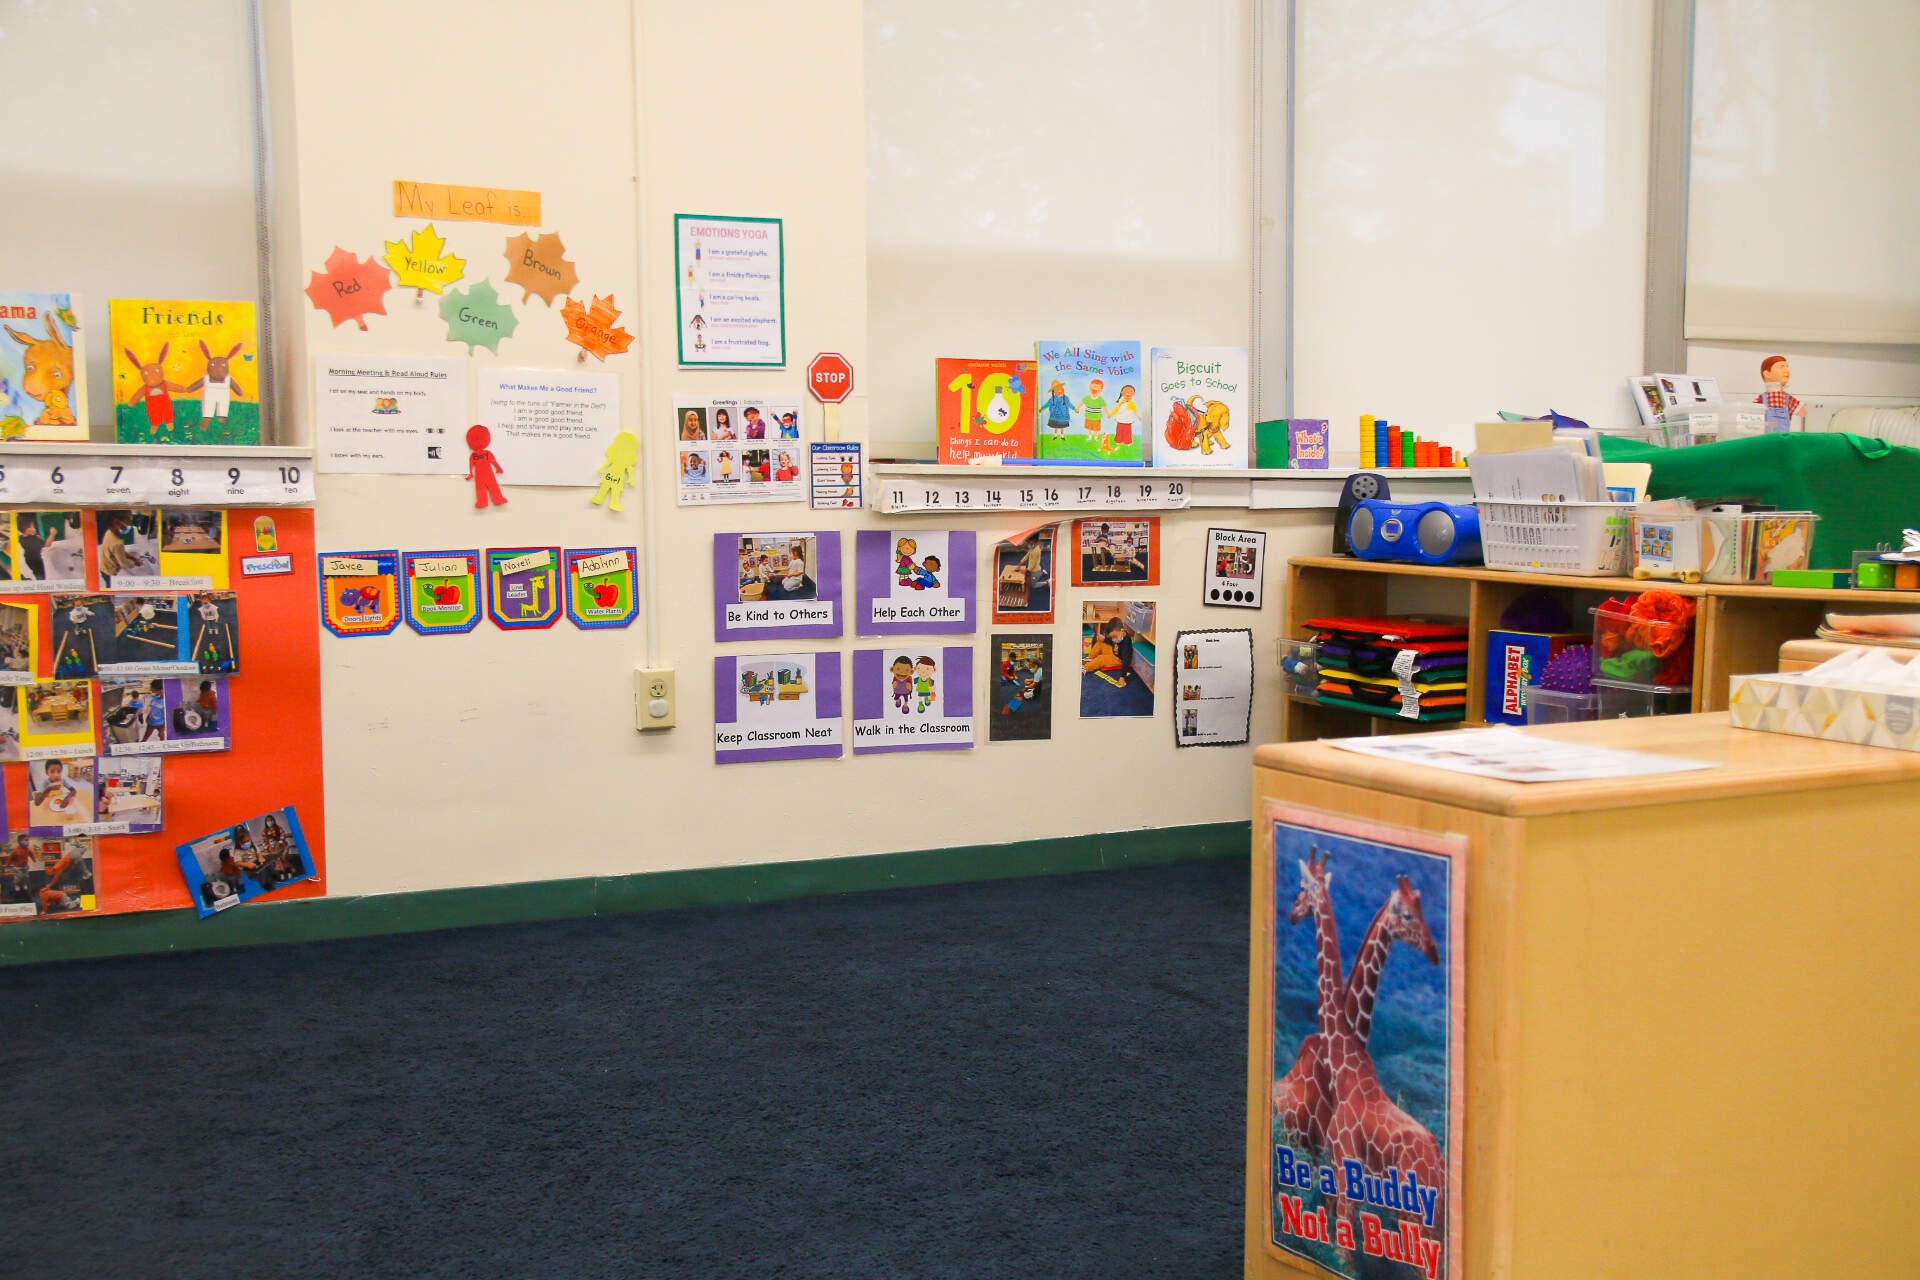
1172 629 1254 747
854 530 976 636
675 395 807 506
676 214 785 367
851 647 974 754
486 547 561 630
714 652 841 763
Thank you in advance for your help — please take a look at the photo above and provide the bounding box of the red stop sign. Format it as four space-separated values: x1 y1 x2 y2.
807 352 854 404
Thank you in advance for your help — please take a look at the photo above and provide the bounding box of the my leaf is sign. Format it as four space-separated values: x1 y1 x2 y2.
393 180 542 227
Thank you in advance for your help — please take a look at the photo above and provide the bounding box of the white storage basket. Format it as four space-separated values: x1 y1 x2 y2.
1478 500 1632 576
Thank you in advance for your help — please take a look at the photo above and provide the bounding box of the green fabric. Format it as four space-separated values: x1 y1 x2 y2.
1599 433 1920 569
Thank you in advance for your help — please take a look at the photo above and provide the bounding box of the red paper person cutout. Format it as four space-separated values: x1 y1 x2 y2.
561 293 633 362
305 247 392 331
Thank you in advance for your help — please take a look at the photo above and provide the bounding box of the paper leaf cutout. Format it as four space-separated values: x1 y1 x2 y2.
438 279 519 353
504 231 579 306
305 247 392 331
561 293 633 362
384 223 467 294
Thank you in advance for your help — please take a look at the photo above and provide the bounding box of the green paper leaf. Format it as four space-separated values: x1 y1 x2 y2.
439 279 518 353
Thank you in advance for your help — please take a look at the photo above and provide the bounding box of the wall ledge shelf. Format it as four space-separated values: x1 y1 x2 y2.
871 463 1470 515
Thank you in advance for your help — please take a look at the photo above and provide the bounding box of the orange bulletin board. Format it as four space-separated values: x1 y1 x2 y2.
3 507 326 919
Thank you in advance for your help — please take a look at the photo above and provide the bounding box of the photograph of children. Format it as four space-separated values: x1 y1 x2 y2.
100 679 165 747
50 594 112 678
776 409 801 439
105 594 183 672
992 525 1056 624
27 756 95 833
710 402 738 441
176 806 316 918
743 448 771 484
712 448 740 484
0 834 96 919
989 634 1053 742
734 534 817 603
772 449 802 483
187 591 239 673
713 652 843 763
0 688 19 761
93 508 157 587
20 679 95 754
679 448 710 485
95 755 163 832
0 601 31 682
165 676 227 747
1071 518 1161 587
1080 600 1157 717
742 404 770 440
8 509 87 589
1204 527 1266 608
678 404 710 441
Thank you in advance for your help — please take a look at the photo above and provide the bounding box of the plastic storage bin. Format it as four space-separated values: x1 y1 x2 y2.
1278 638 1320 698
1591 603 1694 685
1653 406 1771 447
1479 500 1633 576
1592 678 1692 719
1523 685 1599 725
1631 509 1707 583
1699 511 1821 584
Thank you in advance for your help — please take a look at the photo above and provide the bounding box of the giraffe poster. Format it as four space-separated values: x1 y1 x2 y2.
1264 802 1465 1280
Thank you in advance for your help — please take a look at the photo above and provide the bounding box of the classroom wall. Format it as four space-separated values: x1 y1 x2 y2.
269 0 1331 898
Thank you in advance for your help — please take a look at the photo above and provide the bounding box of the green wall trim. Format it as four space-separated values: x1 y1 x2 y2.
0 820 1251 967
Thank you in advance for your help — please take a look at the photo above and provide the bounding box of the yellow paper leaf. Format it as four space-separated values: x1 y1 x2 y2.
383 224 467 295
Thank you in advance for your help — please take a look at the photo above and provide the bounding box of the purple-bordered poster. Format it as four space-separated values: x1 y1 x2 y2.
850 647 974 754
713 652 843 763
712 531 842 642
853 530 976 636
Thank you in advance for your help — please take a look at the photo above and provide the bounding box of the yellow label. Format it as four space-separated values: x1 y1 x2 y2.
409 557 469 578
498 550 551 576
574 551 628 578
393 180 542 226
322 556 377 576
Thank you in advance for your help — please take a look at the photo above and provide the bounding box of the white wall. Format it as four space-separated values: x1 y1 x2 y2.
269 0 1325 897
1292 0 1655 447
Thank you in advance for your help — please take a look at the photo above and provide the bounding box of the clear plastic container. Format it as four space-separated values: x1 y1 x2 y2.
1653 406 1771 447
1630 509 1706 583
1479 500 1633 576
1698 511 1821 584
1523 684 1599 725
1278 638 1320 698
1591 603 1694 685
1592 678 1692 719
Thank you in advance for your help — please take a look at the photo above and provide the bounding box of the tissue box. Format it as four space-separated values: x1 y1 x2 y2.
1484 629 1586 725
1729 672 1920 753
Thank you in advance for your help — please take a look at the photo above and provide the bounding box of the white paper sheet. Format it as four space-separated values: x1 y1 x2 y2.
1328 727 1714 783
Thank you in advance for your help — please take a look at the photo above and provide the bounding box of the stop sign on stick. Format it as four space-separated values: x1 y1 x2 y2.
807 352 854 404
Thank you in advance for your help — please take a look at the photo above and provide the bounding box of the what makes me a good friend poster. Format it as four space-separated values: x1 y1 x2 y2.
1264 803 1465 1280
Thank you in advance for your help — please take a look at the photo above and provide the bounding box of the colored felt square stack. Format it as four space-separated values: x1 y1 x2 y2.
1302 614 1470 722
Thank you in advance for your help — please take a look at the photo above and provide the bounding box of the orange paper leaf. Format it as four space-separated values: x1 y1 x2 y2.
561 294 633 362
305 247 392 331
504 231 579 306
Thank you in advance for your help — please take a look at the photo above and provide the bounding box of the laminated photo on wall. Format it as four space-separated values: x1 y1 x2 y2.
95 755 163 834
50 593 112 679
100 676 228 755
675 394 806 506
713 651 842 763
19 679 96 758
176 805 316 918
90 593 240 677
1203 527 1266 609
27 755 97 834
0 600 38 685
107 509 229 589
1070 517 1160 587
93 508 158 587
1263 803 1466 1280
1080 601 1157 718
1173 629 1254 747
989 633 1053 742
712 531 842 641
0 834 96 921
3 509 87 592
991 524 1056 625
854 530 976 635
851 647 974 753
401 551 481 635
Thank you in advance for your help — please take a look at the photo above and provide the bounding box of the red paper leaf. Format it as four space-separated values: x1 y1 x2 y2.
561 294 633 361
305 247 392 331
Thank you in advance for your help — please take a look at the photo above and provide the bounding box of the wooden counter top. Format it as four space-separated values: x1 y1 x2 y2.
1252 712 1920 817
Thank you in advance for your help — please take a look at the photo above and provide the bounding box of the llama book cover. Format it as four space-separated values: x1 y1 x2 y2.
0 292 88 441
935 358 1037 464
1033 341 1145 464
1149 346 1248 468
109 299 259 445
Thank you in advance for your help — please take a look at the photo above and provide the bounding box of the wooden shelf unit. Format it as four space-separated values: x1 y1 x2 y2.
1280 555 1918 742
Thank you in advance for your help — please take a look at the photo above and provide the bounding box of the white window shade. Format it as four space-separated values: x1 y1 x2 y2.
865 0 1254 454
0 0 262 433
1687 0 1920 344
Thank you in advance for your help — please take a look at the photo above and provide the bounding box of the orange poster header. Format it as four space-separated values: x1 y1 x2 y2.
392 180 541 227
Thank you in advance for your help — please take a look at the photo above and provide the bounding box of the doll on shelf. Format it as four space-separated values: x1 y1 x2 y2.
1753 356 1805 433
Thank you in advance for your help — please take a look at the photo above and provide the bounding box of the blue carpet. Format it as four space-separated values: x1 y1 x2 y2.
0 857 1248 1279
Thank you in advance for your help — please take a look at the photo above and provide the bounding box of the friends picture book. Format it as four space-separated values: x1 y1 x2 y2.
936 358 1037 464
1033 341 1145 465
1148 346 1248 468
0 292 87 441
109 299 259 445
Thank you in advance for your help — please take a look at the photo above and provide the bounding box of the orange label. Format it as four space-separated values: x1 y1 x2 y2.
392 181 541 226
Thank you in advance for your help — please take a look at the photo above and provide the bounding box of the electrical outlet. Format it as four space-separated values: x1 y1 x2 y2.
635 667 676 731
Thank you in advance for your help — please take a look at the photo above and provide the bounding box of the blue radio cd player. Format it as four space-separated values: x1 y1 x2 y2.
1347 499 1481 566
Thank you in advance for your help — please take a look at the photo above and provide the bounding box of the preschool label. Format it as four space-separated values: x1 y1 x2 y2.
242 555 293 577
714 722 843 750
722 601 834 629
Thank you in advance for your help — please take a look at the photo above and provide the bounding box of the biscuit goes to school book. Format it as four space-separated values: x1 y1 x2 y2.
109 299 259 445
0 292 88 441
1033 341 1145 464
936 358 1038 464
1148 346 1248 469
